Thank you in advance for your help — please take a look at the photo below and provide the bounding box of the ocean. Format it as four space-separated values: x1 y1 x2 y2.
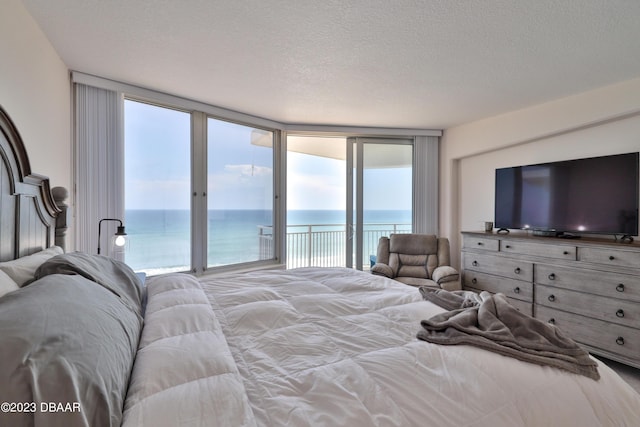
124 209 411 273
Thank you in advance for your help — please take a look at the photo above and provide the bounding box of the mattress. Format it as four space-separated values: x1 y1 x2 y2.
122 267 640 426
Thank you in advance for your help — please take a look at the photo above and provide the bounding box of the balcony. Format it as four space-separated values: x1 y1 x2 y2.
259 223 411 269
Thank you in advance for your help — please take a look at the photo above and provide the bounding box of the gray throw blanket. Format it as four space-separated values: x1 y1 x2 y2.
418 287 600 380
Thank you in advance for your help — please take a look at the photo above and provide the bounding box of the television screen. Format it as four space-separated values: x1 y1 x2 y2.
495 152 639 236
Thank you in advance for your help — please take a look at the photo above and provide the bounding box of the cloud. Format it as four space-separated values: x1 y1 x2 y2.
223 164 272 177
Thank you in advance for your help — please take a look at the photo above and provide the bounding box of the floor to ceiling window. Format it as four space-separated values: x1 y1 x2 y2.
124 100 191 274
124 101 276 274
286 136 347 268
207 118 274 267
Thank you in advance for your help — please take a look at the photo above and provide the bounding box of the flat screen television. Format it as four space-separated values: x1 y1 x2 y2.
494 152 639 237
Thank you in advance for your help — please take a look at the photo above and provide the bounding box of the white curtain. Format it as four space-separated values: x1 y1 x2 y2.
413 136 439 234
74 83 124 259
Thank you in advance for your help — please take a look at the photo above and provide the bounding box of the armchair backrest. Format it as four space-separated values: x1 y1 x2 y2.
376 234 451 279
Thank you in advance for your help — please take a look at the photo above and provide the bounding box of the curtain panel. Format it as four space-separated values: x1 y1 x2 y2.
74 83 124 260
413 135 439 234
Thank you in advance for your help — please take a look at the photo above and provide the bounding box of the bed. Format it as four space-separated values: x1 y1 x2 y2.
0 105 639 427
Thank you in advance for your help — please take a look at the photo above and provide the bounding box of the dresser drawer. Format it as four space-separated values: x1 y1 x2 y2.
535 264 640 303
463 235 499 251
535 284 640 329
500 239 576 260
507 297 533 317
535 305 640 362
463 252 533 282
578 246 640 269
463 270 533 302
464 286 532 316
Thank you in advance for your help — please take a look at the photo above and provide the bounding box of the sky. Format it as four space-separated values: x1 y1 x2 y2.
124 100 412 211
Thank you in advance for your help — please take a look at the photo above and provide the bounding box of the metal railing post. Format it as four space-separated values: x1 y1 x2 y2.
307 225 312 266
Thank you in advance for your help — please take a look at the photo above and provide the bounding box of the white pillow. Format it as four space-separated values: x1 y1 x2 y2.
0 246 64 287
0 270 19 298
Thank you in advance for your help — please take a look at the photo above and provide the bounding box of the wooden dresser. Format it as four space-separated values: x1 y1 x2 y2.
461 231 640 368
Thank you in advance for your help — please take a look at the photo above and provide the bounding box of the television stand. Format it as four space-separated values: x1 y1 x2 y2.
532 229 557 237
556 232 581 239
531 230 581 239
618 235 635 243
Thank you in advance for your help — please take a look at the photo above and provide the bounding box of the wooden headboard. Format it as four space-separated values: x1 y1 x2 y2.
0 105 69 262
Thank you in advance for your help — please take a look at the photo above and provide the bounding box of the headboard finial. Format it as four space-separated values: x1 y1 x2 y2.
52 186 70 252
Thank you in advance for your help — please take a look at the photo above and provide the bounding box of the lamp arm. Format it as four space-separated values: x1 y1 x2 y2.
98 218 124 255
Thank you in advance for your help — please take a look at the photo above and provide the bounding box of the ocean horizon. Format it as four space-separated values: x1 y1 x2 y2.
124 209 411 272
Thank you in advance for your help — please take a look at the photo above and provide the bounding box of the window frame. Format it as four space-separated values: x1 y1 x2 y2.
123 98 193 273
197 113 284 274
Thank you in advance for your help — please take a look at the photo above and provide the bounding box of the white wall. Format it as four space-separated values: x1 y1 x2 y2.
0 0 70 191
441 77 640 268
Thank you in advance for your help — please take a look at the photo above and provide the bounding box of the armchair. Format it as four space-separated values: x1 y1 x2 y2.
371 234 461 291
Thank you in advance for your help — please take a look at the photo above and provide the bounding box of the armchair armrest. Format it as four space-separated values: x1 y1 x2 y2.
371 263 394 278
432 266 460 286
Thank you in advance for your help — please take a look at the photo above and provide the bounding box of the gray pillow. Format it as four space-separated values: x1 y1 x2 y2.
0 246 63 286
0 274 142 427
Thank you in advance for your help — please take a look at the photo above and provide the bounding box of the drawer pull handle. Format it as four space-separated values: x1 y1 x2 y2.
514 287 520 294
472 260 479 267
616 337 625 346
563 251 569 255
616 309 625 318
609 255 615 261
477 242 483 246
514 267 521 274
471 278 478 285
616 284 625 292
505 245 511 249
548 294 556 302
548 318 556 324
548 273 556 280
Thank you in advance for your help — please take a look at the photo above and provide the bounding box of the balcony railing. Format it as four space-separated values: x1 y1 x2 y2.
259 223 411 269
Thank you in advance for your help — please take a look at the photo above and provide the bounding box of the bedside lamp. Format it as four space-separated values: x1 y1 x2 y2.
98 218 127 255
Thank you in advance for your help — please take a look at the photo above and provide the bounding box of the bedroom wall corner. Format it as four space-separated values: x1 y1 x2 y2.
0 0 71 195
440 77 640 269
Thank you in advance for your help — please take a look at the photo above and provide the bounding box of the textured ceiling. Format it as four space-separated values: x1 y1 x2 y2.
22 0 640 129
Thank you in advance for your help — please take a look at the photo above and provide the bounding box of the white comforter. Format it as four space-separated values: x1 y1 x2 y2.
122 267 640 426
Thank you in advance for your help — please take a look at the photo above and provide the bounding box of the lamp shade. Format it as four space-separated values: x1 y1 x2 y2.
113 225 127 247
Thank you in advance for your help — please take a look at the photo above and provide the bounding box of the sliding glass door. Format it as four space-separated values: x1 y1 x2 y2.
348 138 413 270
286 136 347 268
286 135 413 270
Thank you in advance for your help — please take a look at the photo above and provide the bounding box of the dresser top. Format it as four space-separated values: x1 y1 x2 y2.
462 230 640 251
